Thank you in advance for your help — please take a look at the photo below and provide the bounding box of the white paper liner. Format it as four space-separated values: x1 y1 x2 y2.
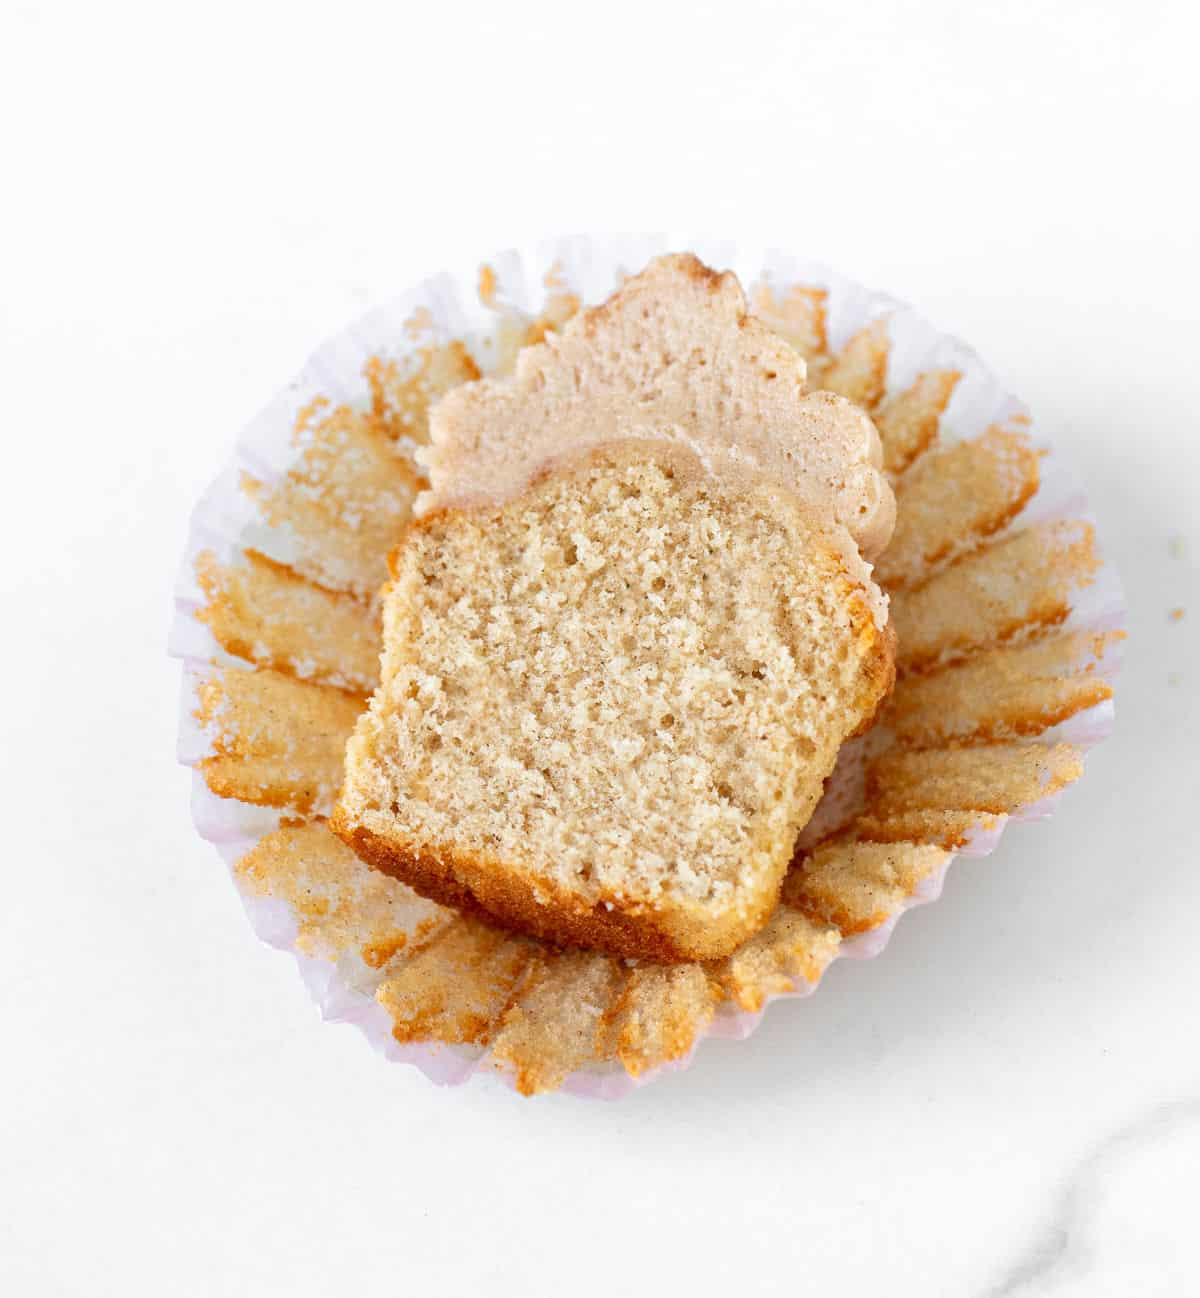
169 235 1126 1098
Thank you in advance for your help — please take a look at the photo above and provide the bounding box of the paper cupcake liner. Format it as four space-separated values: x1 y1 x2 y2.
170 234 1125 1097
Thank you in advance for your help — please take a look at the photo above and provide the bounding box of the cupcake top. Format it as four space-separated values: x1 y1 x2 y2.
418 253 896 563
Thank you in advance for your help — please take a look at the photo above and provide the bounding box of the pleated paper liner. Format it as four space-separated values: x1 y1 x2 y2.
169 236 1124 1097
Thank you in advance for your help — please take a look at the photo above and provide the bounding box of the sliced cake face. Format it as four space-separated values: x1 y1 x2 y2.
420 254 895 560
332 444 895 962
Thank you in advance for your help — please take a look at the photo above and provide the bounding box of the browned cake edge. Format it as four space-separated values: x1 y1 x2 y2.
850 615 898 736
327 812 778 962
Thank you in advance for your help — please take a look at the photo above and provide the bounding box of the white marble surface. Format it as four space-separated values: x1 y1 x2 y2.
2 2 1197 1294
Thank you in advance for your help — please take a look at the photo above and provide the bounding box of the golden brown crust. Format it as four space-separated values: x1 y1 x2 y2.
329 812 778 962
847 613 898 737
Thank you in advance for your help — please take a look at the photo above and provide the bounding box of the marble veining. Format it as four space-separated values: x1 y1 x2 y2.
983 1097 1200 1295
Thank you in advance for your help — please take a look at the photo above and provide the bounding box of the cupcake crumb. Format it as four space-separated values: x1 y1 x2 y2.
478 264 498 308
1169 607 1186 622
